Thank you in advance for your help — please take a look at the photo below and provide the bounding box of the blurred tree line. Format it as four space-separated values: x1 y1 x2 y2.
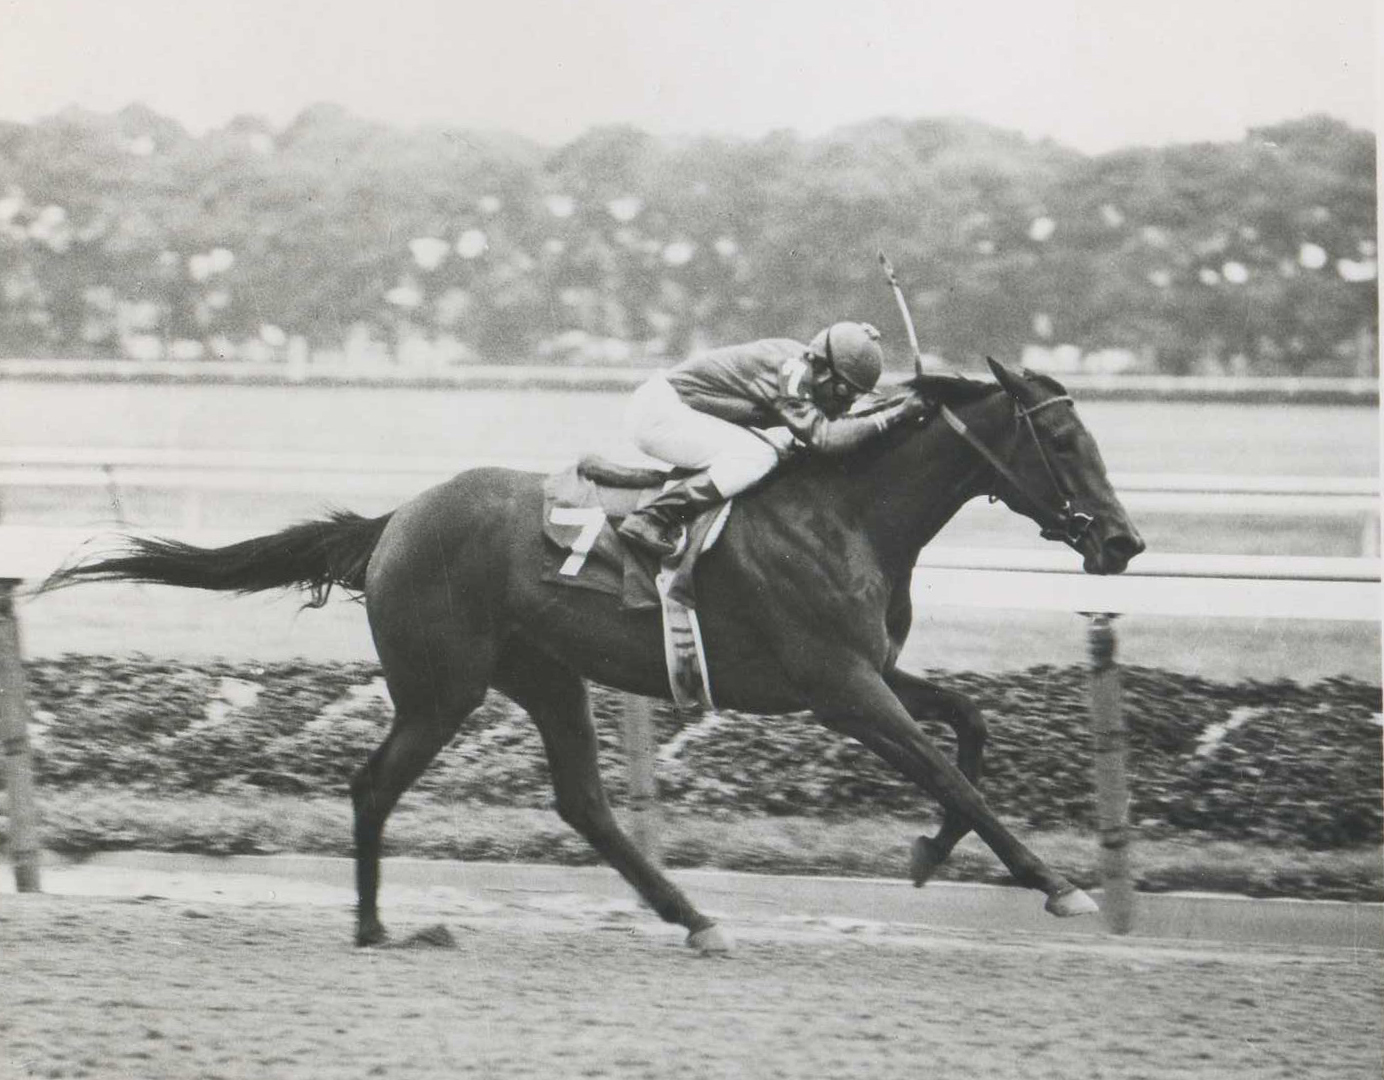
0 103 1375 376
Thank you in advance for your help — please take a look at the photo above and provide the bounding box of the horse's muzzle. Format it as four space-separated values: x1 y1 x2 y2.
1084 529 1145 575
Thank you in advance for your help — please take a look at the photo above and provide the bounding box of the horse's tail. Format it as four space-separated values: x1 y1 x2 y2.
39 510 394 609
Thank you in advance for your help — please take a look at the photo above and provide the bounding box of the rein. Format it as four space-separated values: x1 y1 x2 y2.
938 395 1095 548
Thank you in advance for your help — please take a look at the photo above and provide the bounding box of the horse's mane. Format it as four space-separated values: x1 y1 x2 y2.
900 371 995 405
888 368 1070 406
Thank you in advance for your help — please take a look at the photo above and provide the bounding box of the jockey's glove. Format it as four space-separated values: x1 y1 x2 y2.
891 395 930 424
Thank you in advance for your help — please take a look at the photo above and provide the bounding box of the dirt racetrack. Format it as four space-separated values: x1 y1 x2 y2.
2 862 1380 1080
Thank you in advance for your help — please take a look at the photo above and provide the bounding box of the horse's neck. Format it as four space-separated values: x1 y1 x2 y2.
850 395 1004 575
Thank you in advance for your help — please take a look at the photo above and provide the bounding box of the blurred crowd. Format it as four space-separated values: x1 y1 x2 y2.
0 104 1376 376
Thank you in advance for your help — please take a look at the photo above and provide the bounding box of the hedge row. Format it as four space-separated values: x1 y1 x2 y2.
16 656 1383 849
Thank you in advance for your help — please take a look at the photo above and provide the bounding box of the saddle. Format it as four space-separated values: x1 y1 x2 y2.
541 456 733 711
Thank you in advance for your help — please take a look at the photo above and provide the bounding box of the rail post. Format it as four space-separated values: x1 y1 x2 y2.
1085 612 1133 934
619 694 661 864
0 579 41 893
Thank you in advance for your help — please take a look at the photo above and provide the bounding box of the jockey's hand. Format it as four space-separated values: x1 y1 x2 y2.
757 426 801 462
893 395 930 423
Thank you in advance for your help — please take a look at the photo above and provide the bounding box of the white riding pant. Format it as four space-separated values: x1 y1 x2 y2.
624 376 780 497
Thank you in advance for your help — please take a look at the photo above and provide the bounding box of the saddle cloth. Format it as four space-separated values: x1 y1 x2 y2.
540 463 731 711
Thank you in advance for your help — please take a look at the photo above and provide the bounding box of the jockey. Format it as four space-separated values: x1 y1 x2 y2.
617 321 927 558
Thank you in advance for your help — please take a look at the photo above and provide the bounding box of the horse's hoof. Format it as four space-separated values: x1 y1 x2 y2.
355 922 389 948
910 836 939 888
687 925 733 957
1045 886 1099 918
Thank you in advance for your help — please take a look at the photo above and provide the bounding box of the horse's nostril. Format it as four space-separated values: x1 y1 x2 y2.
1107 533 1145 561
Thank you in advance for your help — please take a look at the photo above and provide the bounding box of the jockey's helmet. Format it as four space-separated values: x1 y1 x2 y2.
807 322 884 395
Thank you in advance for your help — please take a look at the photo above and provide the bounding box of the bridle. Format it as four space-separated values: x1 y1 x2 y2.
938 394 1096 548
873 251 1096 549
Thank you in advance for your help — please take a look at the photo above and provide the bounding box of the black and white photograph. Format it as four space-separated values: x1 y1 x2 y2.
0 1 1379 1076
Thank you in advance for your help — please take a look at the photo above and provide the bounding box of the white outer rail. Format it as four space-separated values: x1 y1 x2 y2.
912 548 1379 622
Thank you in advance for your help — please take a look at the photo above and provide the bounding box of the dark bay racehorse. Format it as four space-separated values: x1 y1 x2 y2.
43 359 1143 953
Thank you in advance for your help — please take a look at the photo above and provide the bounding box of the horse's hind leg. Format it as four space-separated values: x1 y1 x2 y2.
885 669 987 887
351 640 494 946
350 709 471 945
494 639 729 955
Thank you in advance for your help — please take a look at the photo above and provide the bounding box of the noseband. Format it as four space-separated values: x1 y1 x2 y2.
939 395 1095 548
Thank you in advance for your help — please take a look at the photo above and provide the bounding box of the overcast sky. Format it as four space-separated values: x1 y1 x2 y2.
0 0 1376 152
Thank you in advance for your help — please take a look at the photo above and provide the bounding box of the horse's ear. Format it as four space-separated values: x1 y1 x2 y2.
986 356 1037 404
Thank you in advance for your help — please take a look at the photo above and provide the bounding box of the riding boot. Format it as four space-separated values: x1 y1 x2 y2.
617 472 725 559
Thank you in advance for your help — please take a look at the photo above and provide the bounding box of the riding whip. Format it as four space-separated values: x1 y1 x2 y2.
877 250 924 379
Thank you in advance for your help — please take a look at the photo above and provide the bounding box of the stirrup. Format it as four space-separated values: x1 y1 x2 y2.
619 517 687 559
664 524 689 559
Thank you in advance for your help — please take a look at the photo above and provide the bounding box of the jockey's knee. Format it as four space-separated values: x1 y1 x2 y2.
707 440 779 497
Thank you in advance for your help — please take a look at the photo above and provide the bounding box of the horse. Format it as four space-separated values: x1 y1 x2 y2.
42 358 1144 954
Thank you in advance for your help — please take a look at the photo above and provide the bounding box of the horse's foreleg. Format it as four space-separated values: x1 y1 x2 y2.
495 644 729 955
884 669 987 886
814 666 1095 917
